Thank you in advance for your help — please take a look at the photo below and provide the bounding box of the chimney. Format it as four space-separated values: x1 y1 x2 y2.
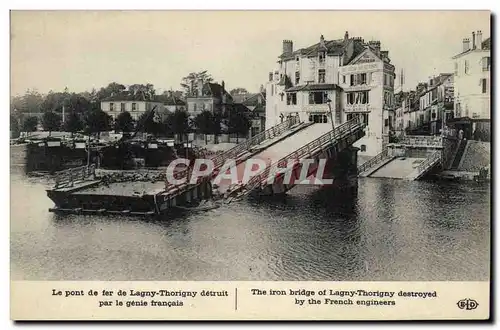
259 84 265 93
320 34 325 47
282 40 293 55
344 31 349 41
368 41 381 56
463 38 470 52
269 72 273 81
476 30 483 49
472 31 476 49
221 80 226 103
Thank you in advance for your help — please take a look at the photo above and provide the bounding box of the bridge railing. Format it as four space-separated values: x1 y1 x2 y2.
54 164 96 189
210 116 300 169
357 146 389 174
239 116 365 193
411 151 442 180
166 116 301 189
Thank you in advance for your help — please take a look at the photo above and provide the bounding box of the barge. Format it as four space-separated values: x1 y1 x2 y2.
46 165 213 216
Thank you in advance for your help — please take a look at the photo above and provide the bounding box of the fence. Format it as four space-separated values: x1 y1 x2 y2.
398 135 443 147
411 151 442 180
357 147 389 174
54 164 96 189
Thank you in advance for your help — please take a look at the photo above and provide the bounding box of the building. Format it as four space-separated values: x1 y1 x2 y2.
266 32 395 156
452 30 490 120
415 73 454 135
186 80 233 116
100 92 166 121
158 91 186 113
232 87 267 137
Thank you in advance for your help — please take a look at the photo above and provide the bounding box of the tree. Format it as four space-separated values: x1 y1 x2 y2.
21 116 38 136
136 111 162 137
128 83 155 100
228 108 251 143
42 112 62 136
181 71 213 97
10 115 20 138
84 109 112 139
115 111 134 133
96 82 127 100
64 111 84 137
165 110 190 142
194 111 216 144
229 87 248 95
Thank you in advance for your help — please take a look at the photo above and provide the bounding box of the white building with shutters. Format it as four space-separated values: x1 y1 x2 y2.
452 30 491 120
265 32 395 157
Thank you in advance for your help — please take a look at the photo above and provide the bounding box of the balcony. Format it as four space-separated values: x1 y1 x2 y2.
344 104 371 113
343 83 372 92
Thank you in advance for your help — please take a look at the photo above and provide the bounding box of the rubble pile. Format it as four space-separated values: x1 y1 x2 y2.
95 170 166 183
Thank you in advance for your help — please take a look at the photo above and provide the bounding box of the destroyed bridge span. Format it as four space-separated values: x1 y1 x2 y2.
46 116 366 216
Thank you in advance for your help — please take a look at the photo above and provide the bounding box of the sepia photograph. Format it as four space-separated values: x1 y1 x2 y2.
10 10 491 290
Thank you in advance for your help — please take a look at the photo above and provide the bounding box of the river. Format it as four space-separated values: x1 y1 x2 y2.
10 163 490 281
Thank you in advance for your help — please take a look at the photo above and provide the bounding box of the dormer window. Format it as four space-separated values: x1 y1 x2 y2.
319 52 325 63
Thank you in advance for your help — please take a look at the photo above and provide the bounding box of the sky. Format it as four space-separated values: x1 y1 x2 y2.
10 10 490 96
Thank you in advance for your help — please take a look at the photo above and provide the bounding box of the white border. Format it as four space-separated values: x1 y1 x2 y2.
2 2 498 329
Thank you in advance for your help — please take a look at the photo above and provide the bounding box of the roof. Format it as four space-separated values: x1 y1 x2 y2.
202 83 233 102
156 93 186 106
101 92 162 102
285 84 342 92
279 38 348 60
452 37 491 59
236 92 266 107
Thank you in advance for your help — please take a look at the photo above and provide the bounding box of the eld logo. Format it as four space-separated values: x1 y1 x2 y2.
457 298 479 310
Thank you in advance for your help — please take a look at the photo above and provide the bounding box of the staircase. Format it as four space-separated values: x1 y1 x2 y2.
225 116 366 201
450 139 467 170
406 151 442 180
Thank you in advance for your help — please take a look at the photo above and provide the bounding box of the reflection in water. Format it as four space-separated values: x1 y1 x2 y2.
10 165 490 281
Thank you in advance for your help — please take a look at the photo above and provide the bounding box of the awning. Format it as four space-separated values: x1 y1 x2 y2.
285 84 342 92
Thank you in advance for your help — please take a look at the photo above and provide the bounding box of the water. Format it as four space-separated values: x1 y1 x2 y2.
10 165 490 281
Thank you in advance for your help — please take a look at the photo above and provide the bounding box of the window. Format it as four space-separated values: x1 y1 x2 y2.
132 103 137 111
454 62 458 75
202 103 206 111
296 56 300 62
350 74 355 86
347 91 369 104
482 57 491 71
120 103 125 112
318 69 326 83
280 93 284 102
295 71 300 85
342 75 346 84
464 60 469 74
109 103 114 111
360 145 366 152
481 78 488 94
319 52 325 63
193 103 197 112
361 114 369 124
361 73 367 85
384 119 389 126
308 91 329 104
287 93 297 105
